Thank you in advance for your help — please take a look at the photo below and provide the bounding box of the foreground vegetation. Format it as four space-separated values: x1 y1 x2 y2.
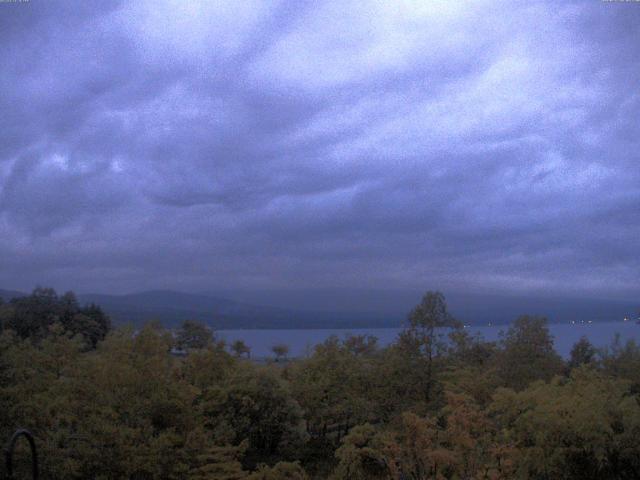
1 289 640 479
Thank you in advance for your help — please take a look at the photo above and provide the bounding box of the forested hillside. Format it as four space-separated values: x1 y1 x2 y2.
1 289 640 479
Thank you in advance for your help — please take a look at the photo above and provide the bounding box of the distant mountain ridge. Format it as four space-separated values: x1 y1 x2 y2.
0 289 25 302
3 288 388 329
1 288 637 329
77 290 397 329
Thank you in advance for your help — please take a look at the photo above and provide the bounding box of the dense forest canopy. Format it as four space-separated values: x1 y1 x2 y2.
0 287 110 348
1 288 640 479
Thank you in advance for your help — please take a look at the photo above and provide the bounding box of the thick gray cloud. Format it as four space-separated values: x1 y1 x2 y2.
0 0 638 301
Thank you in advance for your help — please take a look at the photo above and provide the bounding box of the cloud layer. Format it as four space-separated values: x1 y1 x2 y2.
0 0 638 299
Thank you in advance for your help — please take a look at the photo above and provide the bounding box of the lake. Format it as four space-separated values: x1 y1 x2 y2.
218 321 640 359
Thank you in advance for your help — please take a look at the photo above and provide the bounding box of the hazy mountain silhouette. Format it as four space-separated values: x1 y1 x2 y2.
77 290 392 329
1 288 637 329
0 289 26 302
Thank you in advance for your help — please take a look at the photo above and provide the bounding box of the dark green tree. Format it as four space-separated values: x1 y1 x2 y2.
176 320 213 351
0 288 110 348
496 315 564 390
77 303 111 348
398 291 460 402
231 339 251 358
272 343 290 362
199 365 307 468
568 336 597 370
4 287 60 340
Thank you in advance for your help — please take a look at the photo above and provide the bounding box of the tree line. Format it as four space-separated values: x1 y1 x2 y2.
1 288 640 479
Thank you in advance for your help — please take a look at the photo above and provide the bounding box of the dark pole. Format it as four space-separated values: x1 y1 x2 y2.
4 429 38 479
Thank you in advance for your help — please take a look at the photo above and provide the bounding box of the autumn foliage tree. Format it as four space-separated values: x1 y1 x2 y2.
2 287 639 479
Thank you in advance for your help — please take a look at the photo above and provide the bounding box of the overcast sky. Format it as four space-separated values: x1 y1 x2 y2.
0 0 638 302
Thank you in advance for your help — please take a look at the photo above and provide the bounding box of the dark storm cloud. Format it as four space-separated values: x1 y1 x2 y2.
0 0 638 299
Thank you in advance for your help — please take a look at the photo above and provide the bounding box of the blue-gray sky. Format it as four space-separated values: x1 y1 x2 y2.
0 0 638 302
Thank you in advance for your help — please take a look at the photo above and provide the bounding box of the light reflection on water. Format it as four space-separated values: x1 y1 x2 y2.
218 321 640 359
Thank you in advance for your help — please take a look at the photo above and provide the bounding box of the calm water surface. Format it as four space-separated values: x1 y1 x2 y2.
218 321 640 359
